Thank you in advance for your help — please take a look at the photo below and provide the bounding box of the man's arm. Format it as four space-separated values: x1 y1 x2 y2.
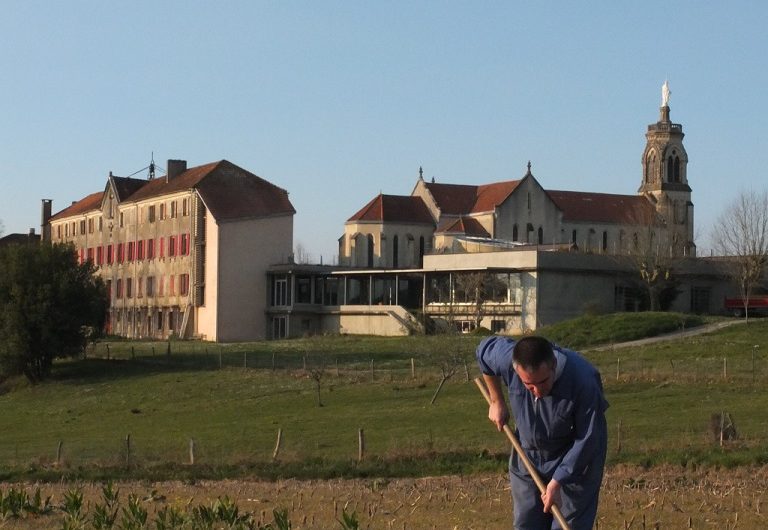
482 374 509 432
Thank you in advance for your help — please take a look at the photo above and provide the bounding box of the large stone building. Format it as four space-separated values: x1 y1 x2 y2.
339 97 695 268
45 159 295 341
264 88 725 338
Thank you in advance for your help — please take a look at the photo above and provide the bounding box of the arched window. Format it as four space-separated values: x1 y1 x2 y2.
392 235 399 268
673 156 681 182
537 227 544 244
667 156 674 183
512 224 519 241
646 153 656 183
367 234 374 268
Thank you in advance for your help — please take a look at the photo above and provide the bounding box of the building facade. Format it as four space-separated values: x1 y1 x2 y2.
45 159 295 342
339 99 695 268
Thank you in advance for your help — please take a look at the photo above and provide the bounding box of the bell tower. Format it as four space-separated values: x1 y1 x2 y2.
638 81 695 256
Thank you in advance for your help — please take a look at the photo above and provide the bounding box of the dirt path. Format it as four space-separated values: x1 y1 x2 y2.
586 319 746 352
2 465 766 529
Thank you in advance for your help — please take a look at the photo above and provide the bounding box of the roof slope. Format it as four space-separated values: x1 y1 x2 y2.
435 216 490 237
548 190 658 224
194 160 295 221
50 160 295 223
424 180 521 215
49 191 104 221
347 194 434 224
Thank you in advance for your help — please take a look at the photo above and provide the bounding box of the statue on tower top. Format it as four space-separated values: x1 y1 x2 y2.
661 80 671 107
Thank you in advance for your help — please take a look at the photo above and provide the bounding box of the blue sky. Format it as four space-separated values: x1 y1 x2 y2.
1 2 766 261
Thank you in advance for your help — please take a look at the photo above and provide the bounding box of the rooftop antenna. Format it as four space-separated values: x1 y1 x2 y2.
148 152 156 180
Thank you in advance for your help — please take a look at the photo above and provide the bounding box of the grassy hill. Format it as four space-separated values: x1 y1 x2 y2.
1 312 766 482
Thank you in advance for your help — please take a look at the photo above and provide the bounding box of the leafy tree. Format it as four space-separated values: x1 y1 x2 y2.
711 189 768 321
0 242 108 382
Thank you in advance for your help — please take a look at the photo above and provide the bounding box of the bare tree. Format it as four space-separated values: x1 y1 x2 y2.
294 242 311 264
711 189 768 320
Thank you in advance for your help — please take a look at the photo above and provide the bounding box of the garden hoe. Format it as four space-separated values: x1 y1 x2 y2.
474 377 572 530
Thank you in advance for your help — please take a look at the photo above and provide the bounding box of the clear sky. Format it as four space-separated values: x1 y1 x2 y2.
1 2 766 261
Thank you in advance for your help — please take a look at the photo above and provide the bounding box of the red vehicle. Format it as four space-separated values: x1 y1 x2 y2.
724 295 768 317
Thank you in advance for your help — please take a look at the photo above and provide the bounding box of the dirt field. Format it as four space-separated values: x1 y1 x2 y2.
2 465 766 529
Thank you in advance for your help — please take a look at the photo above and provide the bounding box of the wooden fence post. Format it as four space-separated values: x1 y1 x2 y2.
370 359 375 381
189 439 195 465
723 357 727 380
125 434 131 467
616 358 620 381
358 428 365 462
411 358 416 379
272 428 283 461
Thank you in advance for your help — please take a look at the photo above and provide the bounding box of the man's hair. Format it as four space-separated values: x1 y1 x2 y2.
512 336 555 371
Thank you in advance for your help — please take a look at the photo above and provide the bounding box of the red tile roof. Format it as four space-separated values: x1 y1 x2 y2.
347 194 435 224
49 191 104 221
547 190 658 224
424 180 521 214
50 160 295 223
436 216 491 237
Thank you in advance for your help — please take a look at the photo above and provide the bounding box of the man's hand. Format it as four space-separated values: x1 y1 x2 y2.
488 399 509 432
541 479 562 514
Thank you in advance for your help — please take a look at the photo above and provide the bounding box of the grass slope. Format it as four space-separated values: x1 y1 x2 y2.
1 313 766 482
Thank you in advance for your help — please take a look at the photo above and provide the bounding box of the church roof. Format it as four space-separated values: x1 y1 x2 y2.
547 190 658 224
347 194 435 224
424 179 522 214
50 160 295 223
435 216 491 237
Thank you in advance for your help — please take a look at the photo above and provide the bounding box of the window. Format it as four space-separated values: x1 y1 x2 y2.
117 243 125 263
491 320 506 333
86 248 94 262
296 276 311 303
97 246 104 265
157 310 163 331
146 276 155 297
98 217 103 232
116 279 123 298
182 198 189 216
127 241 135 261
126 278 133 298
159 203 166 220
180 274 190 296
159 237 165 258
367 234 375 267
57 225 61 239
147 239 155 259
690 287 711 314
602 231 608 252
137 240 144 260
392 235 399 268
105 279 112 301
148 205 156 223
168 236 177 256
170 201 177 218
88 219 94 233
138 277 143 298
119 212 124 228
80 220 86 234
107 244 114 264
272 275 289 306
180 233 189 255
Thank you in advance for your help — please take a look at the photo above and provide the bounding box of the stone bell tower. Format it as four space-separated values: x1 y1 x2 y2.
638 81 695 256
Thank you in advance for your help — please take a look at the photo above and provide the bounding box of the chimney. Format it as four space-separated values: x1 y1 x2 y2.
167 159 187 182
41 199 52 242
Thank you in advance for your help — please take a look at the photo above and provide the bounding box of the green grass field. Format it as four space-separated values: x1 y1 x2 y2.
1 313 767 482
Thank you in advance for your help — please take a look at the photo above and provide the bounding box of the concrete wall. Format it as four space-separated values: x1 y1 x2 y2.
215 214 293 341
